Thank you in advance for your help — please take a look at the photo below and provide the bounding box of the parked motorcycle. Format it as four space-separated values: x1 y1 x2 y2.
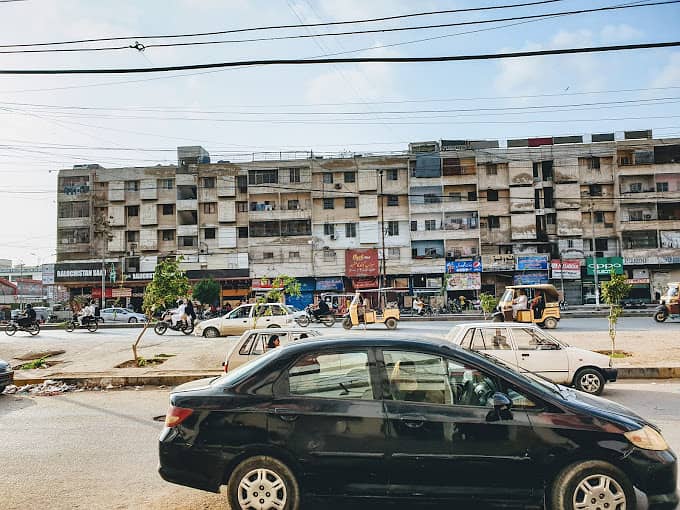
294 305 336 328
154 311 194 335
65 316 98 333
5 319 40 336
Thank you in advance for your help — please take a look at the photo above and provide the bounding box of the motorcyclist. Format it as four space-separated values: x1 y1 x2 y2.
78 300 95 326
171 299 186 327
18 304 36 328
312 299 330 320
185 299 196 326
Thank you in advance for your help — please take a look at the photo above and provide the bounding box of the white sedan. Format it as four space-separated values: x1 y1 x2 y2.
446 322 617 395
100 307 147 323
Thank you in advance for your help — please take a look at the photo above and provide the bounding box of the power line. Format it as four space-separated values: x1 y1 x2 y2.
2 41 679 75
2 1 677 55
0 0 569 49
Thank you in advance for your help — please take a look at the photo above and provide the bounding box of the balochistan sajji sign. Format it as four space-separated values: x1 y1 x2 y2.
345 249 379 278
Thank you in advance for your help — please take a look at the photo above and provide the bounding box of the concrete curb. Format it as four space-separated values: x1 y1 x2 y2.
12 367 680 388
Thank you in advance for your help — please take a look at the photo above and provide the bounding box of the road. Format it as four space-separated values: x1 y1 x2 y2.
1 381 678 510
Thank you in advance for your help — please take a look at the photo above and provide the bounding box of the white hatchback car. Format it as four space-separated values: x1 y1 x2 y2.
195 303 295 338
223 328 322 372
446 322 617 395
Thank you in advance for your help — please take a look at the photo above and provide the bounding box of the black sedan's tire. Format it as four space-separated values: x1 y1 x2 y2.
227 455 300 510
573 368 605 396
550 460 636 510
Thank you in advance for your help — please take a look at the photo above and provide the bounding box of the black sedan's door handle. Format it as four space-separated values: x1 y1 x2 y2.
399 415 426 428
272 408 299 422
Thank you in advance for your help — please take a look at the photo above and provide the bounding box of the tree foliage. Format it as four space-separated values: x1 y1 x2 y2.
600 270 631 357
479 293 499 320
133 258 191 364
253 275 301 327
193 278 221 306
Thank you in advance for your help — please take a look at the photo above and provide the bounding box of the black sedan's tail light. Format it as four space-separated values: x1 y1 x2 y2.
165 406 193 428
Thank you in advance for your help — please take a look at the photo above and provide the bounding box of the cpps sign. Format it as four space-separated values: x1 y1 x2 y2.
586 257 624 276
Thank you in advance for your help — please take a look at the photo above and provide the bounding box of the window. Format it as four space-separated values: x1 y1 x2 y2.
595 238 609 251
289 251 300 260
629 182 642 193
513 328 560 351
345 223 357 238
629 210 643 221
287 199 300 210
546 213 556 225
237 201 248 213
487 190 499 201
587 157 601 170
58 228 89 244
324 223 335 236
387 195 399 206
486 163 498 175
202 177 215 189
323 173 333 184
125 180 139 192
237 175 248 193
237 227 249 238
657 182 669 192
411 221 418 231
162 204 174 215
288 351 372 400
388 247 400 259
180 236 196 247
281 220 311 236
289 168 301 183
589 184 602 197
387 221 399 236
464 327 512 351
263 252 274 260
595 211 605 223
58 201 90 219
449 192 462 202
424 193 441 204
344 197 356 209
249 221 280 237
249 170 278 185
387 169 398 181
323 249 336 261
567 239 574 248
204 228 216 240
161 230 175 241
425 219 437 231
203 202 216 214
229 305 252 319
323 198 335 210
488 216 500 229
126 205 139 217
382 350 498 407
126 231 139 243
159 178 174 190
344 172 356 183
468 191 477 202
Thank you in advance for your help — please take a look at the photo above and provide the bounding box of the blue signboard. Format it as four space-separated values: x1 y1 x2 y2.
513 272 549 285
316 277 344 291
515 255 549 271
297 278 316 292
446 259 482 273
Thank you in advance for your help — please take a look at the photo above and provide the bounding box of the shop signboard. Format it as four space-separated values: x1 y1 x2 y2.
41 264 55 285
352 277 379 289
447 273 481 291
391 277 409 289
446 258 482 273
345 249 379 278
481 254 515 271
550 259 581 279
513 272 549 285
111 287 132 298
54 262 120 283
515 255 549 271
426 277 442 289
626 279 650 285
316 277 344 291
586 257 624 276
125 272 154 281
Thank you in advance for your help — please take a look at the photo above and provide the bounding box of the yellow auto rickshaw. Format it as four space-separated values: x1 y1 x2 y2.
494 284 561 329
654 282 680 322
342 289 400 330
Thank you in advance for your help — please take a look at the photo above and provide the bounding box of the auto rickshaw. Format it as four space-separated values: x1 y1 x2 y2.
342 289 400 330
493 284 561 329
654 282 680 322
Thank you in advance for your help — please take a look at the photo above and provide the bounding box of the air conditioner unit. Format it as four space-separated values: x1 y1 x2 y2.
334 183 342 190
644 214 652 220
329 234 337 240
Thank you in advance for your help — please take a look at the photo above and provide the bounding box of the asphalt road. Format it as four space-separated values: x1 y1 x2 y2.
1 381 678 510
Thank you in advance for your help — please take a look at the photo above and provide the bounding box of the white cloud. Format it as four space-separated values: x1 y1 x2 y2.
552 29 594 48
652 52 680 88
600 24 644 44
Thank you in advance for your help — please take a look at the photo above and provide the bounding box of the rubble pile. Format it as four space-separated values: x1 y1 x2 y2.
2 380 77 396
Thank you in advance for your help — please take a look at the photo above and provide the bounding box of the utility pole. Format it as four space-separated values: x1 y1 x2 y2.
94 216 113 310
590 198 600 309
559 253 565 308
378 170 387 292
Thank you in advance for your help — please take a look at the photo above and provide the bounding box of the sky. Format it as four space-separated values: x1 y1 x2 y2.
0 0 679 265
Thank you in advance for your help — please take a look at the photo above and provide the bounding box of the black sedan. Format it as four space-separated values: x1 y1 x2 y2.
159 336 678 510
0 359 13 393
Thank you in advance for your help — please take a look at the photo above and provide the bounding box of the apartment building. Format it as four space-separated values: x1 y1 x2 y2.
54 132 680 308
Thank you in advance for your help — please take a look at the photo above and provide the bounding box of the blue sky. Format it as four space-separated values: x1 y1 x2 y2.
1 0 679 263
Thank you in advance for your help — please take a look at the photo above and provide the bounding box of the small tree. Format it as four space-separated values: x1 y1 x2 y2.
193 278 221 307
253 276 301 328
600 270 631 357
132 258 191 365
479 293 498 320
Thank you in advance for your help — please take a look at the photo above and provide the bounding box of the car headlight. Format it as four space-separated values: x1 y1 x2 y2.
624 425 668 451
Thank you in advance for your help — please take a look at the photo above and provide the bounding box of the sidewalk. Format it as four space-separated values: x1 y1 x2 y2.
4 322 680 388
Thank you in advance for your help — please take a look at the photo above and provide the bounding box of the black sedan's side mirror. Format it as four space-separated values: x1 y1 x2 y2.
486 392 514 423
492 392 512 409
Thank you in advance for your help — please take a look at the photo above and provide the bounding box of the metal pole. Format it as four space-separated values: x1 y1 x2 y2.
591 199 600 309
379 170 387 291
559 253 565 307
101 253 105 310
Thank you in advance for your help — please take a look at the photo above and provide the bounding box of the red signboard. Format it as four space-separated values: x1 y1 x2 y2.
346 249 379 278
91 288 113 298
550 259 581 280
352 277 379 289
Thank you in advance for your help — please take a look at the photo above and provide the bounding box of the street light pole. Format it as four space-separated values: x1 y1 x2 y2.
590 198 600 309
378 170 387 291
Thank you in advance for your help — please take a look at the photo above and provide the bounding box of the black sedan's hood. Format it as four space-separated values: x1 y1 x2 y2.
560 387 651 431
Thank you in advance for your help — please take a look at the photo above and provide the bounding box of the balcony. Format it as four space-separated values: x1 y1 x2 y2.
57 217 90 229
57 242 91 254
442 200 478 213
409 201 443 214
176 199 197 211
177 224 198 237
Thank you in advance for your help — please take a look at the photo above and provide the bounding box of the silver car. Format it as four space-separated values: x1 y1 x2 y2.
100 307 147 323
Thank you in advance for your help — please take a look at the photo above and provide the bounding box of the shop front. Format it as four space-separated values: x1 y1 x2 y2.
550 259 582 305
411 274 444 307
582 257 624 304
54 261 123 308
481 254 515 297
446 258 481 302
514 255 549 286
187 269 250 308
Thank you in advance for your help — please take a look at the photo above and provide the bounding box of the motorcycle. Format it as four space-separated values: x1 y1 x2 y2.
154 311 194 335
65 315 98 333
294 305 336 328
5 319 40 336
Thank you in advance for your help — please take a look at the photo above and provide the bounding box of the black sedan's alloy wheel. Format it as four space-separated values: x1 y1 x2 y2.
550 460 635 510
227 455 300 510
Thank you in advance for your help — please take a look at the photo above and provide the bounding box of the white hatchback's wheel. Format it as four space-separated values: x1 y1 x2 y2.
574 368 605 395
227 456 300 510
